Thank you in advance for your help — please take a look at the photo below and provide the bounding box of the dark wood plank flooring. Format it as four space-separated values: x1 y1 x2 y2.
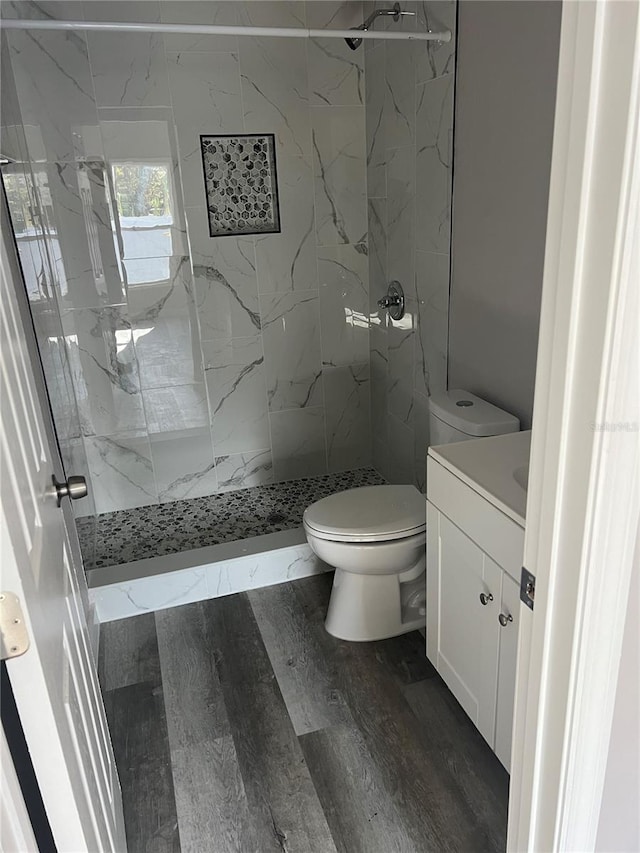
99 574 508 853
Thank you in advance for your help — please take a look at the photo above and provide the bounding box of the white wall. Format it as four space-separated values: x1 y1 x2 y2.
447 0 562 428
596 533 640 852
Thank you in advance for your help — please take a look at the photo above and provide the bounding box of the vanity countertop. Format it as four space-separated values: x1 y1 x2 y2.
428 430 532 528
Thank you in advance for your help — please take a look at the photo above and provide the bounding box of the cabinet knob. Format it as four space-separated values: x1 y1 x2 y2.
498 612 513 627
479 592 494 606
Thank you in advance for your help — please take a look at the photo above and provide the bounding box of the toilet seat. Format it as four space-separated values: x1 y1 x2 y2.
303 485 426 543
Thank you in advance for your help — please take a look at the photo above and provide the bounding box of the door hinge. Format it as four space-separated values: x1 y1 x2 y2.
0 592 30 660
520 567 536 610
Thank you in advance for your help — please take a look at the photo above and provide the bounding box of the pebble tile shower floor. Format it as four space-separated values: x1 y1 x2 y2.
77 468 385 569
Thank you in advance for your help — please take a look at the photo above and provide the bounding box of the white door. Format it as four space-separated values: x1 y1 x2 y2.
426 505 502 747
0 195 126 851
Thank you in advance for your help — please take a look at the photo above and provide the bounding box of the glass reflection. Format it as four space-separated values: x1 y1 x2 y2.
112 160 174 281
2 165 97 520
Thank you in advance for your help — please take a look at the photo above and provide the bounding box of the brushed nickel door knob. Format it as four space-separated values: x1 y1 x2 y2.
52 475 88 507
479 592 494 606
498 612 513 627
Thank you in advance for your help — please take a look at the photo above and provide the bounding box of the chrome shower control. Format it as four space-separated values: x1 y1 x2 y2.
377 281 405 321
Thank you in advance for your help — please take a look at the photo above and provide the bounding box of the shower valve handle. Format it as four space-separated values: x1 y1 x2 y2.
377 281 405 321
377 295 401 309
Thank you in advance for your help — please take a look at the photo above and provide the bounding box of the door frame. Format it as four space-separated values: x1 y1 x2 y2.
1 724 39 852
508 1 640 850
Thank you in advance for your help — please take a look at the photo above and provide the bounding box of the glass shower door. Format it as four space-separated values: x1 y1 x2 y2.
2 164 99 571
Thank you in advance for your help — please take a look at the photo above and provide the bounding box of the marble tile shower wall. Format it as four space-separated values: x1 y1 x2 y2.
3 0 373 515
364 0 456 490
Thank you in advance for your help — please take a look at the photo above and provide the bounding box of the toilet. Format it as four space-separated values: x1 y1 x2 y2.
304 390 520 641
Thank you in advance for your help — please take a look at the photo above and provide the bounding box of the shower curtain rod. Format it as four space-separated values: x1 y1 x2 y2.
1 18 451 43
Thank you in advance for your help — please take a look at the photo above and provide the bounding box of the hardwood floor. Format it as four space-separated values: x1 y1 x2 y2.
99 573 508 853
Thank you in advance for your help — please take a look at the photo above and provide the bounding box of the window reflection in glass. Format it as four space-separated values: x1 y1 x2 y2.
111 161 174 283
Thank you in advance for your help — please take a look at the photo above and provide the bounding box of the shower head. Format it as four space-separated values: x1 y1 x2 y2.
345 33 364 51
345 2 415 50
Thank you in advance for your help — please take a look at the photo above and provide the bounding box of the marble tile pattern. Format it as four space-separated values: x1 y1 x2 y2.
81 467 384 569
203 335 270 455
88 543 329 622
365 1 457 490
200 134 280 237
3 0 375 519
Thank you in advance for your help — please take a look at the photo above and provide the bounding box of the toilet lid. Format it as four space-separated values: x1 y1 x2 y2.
303 485 426 543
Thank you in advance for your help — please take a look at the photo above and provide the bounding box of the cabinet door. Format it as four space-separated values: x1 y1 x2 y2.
494 572 520 770
427 505 502 747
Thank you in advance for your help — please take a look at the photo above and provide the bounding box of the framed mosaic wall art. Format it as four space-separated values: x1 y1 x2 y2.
200 133 281 238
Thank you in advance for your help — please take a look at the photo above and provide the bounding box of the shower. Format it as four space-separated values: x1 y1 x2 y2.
344 2 415 50
1 0 454 614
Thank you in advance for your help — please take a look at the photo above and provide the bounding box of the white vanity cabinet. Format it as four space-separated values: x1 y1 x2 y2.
426 450 525 771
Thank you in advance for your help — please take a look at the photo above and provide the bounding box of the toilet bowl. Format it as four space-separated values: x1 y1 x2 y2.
303 485 427 641
303 389 521 643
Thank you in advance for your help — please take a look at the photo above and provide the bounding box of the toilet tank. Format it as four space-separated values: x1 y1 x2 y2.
428 390 520 446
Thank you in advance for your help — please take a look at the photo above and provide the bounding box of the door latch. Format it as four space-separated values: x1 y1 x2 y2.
520 567 536 610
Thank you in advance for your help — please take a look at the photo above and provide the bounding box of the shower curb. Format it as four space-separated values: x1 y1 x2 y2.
87 527 330 623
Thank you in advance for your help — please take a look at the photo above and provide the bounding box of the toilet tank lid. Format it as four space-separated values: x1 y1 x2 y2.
429 390 520 437
303 485 426 541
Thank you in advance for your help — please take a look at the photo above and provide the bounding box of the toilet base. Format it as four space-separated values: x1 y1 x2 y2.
325 566 426 642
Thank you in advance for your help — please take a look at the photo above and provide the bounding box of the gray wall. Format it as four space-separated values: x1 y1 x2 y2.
448 0 562 428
